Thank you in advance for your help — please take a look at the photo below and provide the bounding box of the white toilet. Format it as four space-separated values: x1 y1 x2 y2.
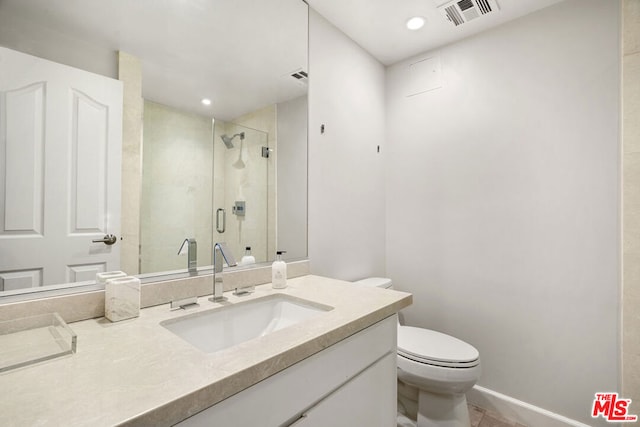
354 277 481 427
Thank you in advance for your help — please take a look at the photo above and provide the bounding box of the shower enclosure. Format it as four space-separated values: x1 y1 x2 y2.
213 122 271 264
140 103 273 275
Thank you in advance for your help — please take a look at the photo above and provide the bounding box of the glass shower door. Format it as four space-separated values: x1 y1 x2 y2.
213 122 270 264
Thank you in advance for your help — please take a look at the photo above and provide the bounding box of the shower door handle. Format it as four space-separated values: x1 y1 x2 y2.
216 208 226 233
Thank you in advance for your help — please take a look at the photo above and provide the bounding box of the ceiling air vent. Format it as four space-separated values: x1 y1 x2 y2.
437 0 499 26
289 68 308 85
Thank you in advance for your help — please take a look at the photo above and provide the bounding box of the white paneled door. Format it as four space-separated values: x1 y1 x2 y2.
0 47 122 291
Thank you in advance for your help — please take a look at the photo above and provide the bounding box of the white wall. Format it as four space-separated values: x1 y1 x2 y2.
385 1 620 426
277 95 308 260
0 11 117 78
308 10 387 280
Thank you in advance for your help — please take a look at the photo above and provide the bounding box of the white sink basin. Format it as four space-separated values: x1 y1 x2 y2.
160 294 332 354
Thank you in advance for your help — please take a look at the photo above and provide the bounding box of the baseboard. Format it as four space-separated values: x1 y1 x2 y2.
467 385 592 427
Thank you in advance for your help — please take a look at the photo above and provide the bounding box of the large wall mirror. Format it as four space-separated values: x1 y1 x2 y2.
0 0 308 300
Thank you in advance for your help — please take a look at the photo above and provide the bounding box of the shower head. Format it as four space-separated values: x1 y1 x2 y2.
220 132 245 149
220 134 234 149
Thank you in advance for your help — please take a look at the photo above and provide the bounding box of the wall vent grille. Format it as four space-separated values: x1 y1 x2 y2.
438 0 499 26
290 69 308 84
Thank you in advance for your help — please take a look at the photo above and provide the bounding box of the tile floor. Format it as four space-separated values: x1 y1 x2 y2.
469 404 528 427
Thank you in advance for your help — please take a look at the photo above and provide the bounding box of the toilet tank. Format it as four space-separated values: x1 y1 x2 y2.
353 277 393 289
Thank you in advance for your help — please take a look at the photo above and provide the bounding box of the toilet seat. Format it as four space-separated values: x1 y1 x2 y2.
397 351 481 395
397 326 479 368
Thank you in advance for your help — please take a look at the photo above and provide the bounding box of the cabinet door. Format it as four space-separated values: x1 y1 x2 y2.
292 352 396 427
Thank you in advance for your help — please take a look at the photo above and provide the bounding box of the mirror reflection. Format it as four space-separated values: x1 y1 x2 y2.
140 101 216 274
213 120 272 267
0 0 308 296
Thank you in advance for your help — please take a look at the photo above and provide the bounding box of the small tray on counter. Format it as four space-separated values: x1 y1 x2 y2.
0 312 77 373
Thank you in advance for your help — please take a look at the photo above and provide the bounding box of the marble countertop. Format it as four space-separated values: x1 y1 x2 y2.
0 275 412 427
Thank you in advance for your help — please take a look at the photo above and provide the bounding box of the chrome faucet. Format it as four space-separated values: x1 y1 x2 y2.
178 238 198 274
210 242 237 302
169 238 200 310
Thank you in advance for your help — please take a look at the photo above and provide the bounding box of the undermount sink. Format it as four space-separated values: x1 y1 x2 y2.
160 294 333 354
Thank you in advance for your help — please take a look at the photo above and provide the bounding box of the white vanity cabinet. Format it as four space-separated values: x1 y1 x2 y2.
178 315 398 427
290 352 396 427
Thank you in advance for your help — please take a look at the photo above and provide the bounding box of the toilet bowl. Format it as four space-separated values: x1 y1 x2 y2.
354 277 481 427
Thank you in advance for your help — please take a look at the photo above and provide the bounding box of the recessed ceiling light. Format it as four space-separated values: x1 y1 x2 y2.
406 16 425 31
201 98 212 106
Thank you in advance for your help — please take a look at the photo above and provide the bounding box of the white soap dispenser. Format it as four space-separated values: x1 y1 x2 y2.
272 251 287 289
240 246 256 266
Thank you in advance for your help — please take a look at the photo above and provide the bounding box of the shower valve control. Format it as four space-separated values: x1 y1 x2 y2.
232 201 246 216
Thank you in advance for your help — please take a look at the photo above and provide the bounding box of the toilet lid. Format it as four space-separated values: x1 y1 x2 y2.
397 326 479 367
353 277 392 289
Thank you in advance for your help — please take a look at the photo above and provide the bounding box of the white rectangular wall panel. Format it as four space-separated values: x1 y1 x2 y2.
1 82 44 235
0 269 42 291
71 89 108 233
406 55 442 97
66 263 106 282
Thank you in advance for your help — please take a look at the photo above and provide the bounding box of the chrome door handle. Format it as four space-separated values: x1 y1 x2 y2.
216 208 226 233
92 234 117 245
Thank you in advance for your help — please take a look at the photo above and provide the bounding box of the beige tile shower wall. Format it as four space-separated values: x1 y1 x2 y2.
232 105 277 262
623 0 640 405
140 102 214 273
118 52 143 276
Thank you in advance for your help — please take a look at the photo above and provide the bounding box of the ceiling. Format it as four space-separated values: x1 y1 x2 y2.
0 0 566 119
0 0 308 120
307 0 565 65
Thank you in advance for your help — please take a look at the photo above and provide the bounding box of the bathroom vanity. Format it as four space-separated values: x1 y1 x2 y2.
0 275 411 426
